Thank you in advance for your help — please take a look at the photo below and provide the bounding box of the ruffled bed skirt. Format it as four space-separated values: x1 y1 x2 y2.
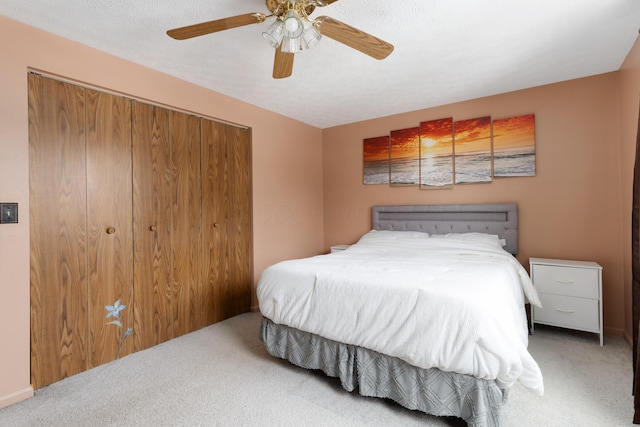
260 317 506 427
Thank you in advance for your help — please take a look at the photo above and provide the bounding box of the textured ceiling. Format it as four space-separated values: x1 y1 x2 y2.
1 0 640 129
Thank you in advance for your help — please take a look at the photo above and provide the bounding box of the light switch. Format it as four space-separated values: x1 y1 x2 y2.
0 203 18 224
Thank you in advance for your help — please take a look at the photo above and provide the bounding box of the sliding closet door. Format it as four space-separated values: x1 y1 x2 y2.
29 74 89 389
85 89 134 367
132 101 172 350
201 119 229 325
227 126 252 317
201 119 252 324
170 111 202 335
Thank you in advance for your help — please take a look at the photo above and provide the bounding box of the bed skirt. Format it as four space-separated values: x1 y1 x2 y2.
259 317 506 427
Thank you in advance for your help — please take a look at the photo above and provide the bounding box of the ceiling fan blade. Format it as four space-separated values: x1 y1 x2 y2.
273 45 294 79
315 16 394 60
167 13 266 40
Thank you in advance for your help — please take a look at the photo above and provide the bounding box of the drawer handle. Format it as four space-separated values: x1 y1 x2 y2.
555 308 575 314
554 279 575 284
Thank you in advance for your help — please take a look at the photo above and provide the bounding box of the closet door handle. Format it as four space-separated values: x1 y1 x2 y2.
106 227 116 235
149 225 157 232
213 222 220 228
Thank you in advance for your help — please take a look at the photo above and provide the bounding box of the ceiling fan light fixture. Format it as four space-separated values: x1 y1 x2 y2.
283 9 304 38
281 34 302 53
262 18 285 48
301 19 322 49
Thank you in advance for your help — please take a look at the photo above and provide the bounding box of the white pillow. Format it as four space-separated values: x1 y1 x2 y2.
357 229 430 243
429 232 506 249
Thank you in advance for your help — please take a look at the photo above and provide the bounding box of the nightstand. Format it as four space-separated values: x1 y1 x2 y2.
530 257 603 346
330 244 350 253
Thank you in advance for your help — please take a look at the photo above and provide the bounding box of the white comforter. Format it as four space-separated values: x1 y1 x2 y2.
257 231 544 395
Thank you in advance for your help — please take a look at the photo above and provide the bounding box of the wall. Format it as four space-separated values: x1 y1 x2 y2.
322 73 627 339
619 38 640 342
0 16 324 407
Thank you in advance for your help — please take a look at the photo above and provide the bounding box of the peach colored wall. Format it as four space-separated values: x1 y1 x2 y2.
322 73 626 340
0 16 324 407
619 38 640 342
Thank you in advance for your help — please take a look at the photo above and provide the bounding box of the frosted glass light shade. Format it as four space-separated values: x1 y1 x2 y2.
262 19 285 48
301 20 322 49
281 35 301 53
283 10 304 38
262 9 320 54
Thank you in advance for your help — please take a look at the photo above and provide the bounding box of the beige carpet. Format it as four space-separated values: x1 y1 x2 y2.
0 312 633 426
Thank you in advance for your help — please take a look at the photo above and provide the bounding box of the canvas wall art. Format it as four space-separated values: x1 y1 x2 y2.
390 127 420 186
492 114 536 177
454 116 492 184
362 112 535 189
363 136 390 184
419 118 454 189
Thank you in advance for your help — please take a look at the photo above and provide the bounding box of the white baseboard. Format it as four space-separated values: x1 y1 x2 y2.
0 386 33 408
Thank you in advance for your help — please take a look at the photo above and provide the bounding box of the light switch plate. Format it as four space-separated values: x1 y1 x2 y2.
0 203 18 224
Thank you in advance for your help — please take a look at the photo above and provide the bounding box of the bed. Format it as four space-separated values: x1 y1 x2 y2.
257 204 543 426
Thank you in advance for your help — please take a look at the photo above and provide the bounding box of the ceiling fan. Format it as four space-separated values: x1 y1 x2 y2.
166 0 394 79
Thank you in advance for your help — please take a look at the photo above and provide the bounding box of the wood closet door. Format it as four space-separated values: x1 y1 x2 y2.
132 102 172 350
226 126 252 317
201 119 252 324
170 111 202 335
85 89 134 367
201 119 229 325
29 74 89 389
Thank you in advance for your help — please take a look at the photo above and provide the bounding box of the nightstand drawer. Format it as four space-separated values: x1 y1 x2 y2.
535 293 599 332
531 264 599 299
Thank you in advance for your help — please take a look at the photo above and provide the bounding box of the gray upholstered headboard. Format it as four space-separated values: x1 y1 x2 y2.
371 204 519 255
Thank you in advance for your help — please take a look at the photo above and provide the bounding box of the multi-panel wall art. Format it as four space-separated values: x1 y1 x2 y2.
454 116 492 184
493 114 536 177
419 118 453 189
390 127 420 186
363 114 536 187
363 136 390 185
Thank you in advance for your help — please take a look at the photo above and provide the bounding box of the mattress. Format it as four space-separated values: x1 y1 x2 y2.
257 229 543 395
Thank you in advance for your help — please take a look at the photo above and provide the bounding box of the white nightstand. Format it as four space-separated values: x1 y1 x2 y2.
530 257 603 346
330 244 350 253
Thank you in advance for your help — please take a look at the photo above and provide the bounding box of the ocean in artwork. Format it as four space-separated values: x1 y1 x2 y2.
390 157 420 185
367 146 535 185
455 151 492 184
363 159 390 184
420 154 453 187
494 146 536 177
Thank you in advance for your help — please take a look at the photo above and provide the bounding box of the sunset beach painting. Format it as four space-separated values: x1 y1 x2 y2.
363 113 536 188
363 135 390 184
493 114 536 177
390 127 420 186
419 118 453 189
454 116 492 184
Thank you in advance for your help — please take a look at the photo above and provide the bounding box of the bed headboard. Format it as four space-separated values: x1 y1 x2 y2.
371 204 519 255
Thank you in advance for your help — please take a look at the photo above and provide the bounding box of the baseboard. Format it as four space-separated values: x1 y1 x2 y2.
604 326 624 337
604 326 633 347
0 386 33 409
